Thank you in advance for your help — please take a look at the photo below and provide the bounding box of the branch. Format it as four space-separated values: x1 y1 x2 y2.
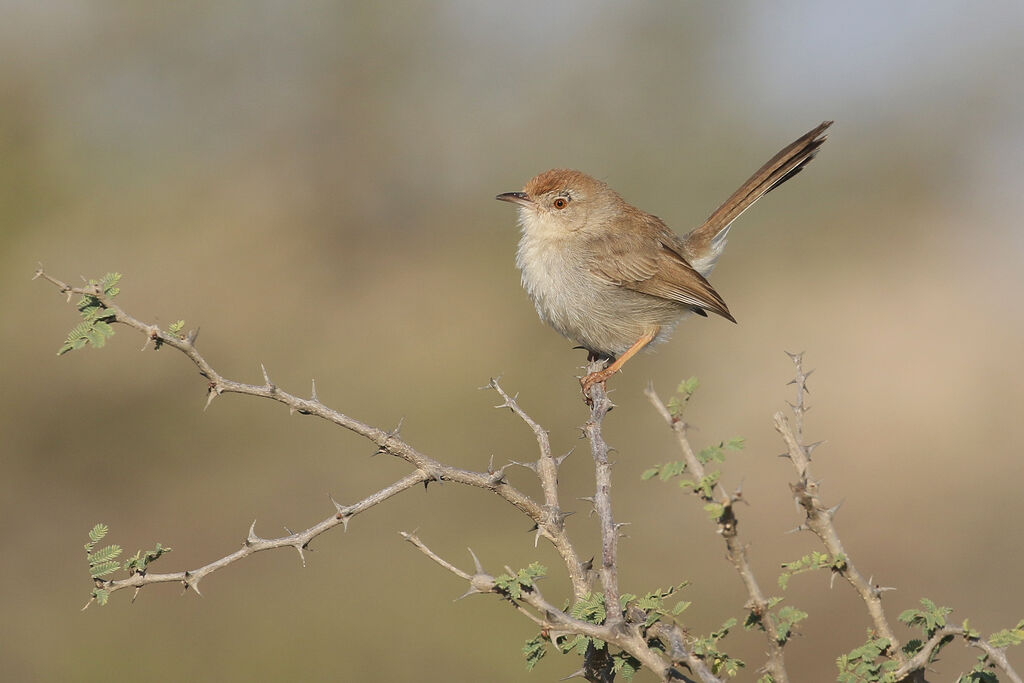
645 385 790 683
401 531 723 683
583 362 622 630
36 269 561 591
893 626 1022 683
774 352 904 662
86 472 427 605
487 378 589 598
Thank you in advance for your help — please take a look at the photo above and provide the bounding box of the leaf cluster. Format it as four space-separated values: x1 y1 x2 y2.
494 562 546 601
58 273 121 355
778 550 845 590
665 376 700 418
83 524 171 606
691 617 745 677
836 635 898 683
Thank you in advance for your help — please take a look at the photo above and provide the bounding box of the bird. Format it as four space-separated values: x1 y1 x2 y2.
496 121 831 399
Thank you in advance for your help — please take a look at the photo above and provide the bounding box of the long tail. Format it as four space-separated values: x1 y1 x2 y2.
684 121 832 273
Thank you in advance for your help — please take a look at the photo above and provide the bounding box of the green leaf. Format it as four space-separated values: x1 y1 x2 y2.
89 560 120 578
773 605 808 644
612 651 641 681
99 272 122 296
522 634 547 671
87 544 122 564
678 376 699 395
672 600 691 615
988 620 1024 648
85 524 109 551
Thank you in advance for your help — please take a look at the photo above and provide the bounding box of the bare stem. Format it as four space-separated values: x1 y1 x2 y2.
488 378 589 598
775 352 904 662
86 472 427 604
645 385 790 683
583 361 621 628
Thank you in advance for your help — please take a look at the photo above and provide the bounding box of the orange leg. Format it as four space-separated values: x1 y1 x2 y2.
580 328 659 400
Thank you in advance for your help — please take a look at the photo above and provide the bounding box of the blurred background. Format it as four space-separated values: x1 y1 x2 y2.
3 1 1023 681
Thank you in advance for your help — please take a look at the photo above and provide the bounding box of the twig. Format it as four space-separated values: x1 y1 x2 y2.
87 472 427 603
890 625 1022 683
38 270 556 524
401 531 722 683
775 352 904 663
583 361 622 630
487 378 589 598
645 385 790 683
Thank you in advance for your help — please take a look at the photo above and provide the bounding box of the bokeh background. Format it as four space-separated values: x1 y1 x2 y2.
3 2 1023 681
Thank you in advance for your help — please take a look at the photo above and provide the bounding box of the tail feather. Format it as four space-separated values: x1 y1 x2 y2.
684 121 832 269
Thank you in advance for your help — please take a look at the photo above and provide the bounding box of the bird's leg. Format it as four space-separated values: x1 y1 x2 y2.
580 328 658 401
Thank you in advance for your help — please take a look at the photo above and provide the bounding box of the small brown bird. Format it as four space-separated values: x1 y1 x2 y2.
497 122 831 398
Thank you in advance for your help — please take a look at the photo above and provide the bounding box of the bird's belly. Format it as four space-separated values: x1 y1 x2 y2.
516 236 687 357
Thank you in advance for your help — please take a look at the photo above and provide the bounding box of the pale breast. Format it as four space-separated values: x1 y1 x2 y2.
516 231 687 357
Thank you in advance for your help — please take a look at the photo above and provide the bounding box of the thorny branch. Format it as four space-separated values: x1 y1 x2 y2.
774 352 904 660
401 531 721 683
645 385 791 683
776 352 1021 683
584 366 623 631
40 271 1020 682
37 270 551 604
487 378 589 598
41 269 720 682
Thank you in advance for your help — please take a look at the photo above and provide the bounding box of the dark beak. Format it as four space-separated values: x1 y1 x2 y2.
495 191 533 207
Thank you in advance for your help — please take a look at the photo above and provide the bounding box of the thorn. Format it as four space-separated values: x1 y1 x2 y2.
806 440 826 454
468 548 485 574
547 629 571 645
534 527 543 548
310 378 319 402
479 376 502 391
560 668 587 680
555 448 574 467
829 571 837 590
826 500 844 518
294 543 307 567
388 417 405 439
510 460 538 473
330 494 345 514
204 383 221 411
260 363 276 392
784 524 809 534
487 454 495 473
580 557 593 572
182 572 203 597
185 327 199 345
247 520 261 545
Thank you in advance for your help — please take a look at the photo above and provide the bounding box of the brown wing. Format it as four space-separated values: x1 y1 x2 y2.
587 216 735 322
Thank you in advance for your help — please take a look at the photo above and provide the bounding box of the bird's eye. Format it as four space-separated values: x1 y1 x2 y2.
553 197 569 209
